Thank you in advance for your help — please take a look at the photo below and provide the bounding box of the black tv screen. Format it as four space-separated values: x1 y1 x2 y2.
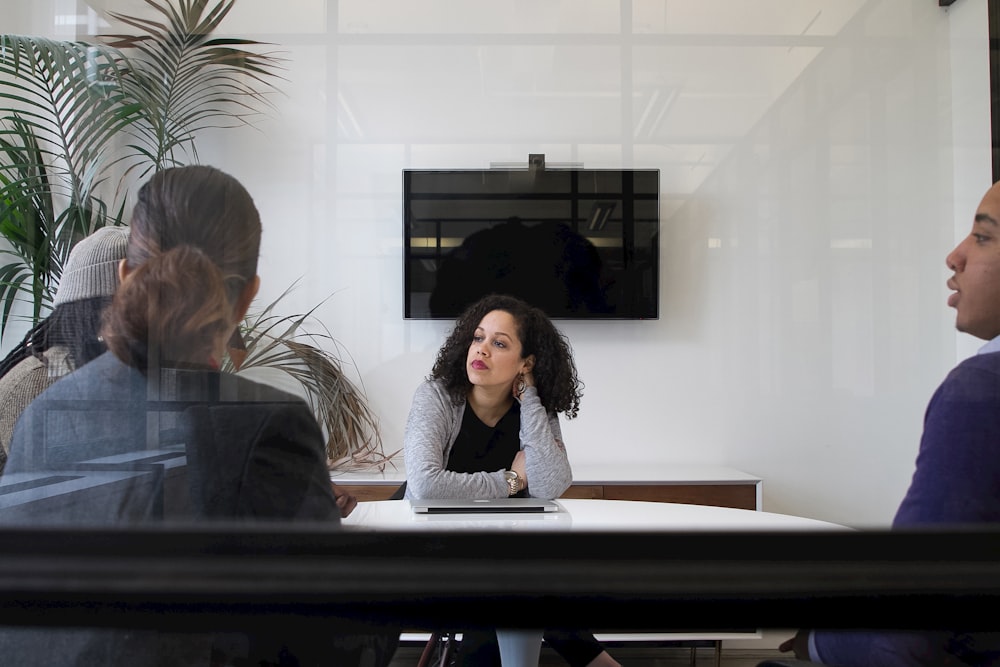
403 168 659 320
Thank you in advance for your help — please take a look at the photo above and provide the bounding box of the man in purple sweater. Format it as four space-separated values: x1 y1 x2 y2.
774 181 1000 666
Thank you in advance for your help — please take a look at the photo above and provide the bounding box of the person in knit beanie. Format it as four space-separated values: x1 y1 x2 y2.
0 226 129 470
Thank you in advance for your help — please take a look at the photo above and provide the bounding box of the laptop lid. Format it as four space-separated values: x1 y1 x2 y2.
409 497 561 514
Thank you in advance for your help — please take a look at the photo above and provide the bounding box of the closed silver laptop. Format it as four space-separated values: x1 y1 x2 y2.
409 497 561 514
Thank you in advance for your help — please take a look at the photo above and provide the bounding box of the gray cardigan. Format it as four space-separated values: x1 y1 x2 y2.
403 379 573 500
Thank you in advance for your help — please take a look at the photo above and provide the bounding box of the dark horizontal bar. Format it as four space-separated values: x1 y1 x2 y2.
0 525 998 632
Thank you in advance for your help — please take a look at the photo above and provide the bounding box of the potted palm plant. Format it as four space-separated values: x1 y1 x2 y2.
0 0 284 337
0 37 135 332
0 0 391 470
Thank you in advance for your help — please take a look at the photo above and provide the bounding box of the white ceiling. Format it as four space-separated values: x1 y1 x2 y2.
76 0 873 206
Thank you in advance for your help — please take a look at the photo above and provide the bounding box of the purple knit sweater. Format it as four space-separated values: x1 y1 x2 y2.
812 352 1000 666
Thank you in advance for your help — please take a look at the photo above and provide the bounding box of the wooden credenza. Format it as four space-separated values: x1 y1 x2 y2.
331 463 762 511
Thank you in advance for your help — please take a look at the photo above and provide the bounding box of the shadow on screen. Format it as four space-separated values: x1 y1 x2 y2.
428 216 613 318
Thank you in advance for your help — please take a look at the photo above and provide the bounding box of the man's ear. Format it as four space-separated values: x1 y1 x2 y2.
233 275 260 324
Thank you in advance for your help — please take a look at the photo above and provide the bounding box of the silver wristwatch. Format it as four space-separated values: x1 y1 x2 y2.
504 470 521 496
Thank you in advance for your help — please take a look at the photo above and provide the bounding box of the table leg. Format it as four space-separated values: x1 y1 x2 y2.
496 628 544 667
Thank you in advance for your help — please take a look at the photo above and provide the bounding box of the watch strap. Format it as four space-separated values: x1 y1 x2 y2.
504 470 520 496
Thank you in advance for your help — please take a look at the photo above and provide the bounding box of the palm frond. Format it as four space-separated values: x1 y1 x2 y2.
0 36 140 336
0 116 58 334
282 339 398 472
0 0 286 346
225 287 397 472
0 35 139 214
101 0 286 172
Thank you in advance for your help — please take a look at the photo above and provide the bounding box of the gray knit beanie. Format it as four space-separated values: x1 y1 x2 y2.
53 226 130 306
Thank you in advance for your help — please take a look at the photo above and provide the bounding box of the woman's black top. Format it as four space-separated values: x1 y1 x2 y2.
445 401 526 495
443 400 604 666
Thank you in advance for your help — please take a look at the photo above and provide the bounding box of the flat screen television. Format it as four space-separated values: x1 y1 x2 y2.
403 167 659 320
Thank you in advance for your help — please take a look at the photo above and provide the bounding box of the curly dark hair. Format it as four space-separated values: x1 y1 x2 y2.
429 294 583 418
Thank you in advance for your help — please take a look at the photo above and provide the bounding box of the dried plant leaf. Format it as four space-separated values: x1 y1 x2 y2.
222 285 398 472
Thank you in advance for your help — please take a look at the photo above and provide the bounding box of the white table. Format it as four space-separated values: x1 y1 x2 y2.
343 498 846 666
342 498 843 532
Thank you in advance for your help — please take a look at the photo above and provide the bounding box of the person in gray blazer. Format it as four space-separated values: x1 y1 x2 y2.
0 165 396 667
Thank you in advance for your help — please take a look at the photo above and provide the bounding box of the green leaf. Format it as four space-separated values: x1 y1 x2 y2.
0 0 285 345
102 0 285 171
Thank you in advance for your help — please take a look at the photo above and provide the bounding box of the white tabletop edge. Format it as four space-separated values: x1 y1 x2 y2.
341 498 847 532
330 464 761 485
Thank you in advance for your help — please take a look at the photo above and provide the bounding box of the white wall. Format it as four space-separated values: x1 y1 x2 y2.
949 0 995 361
5 0 993 528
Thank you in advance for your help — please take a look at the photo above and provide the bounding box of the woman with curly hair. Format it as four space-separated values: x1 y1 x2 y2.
403 293 620 667
404 293 579 501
